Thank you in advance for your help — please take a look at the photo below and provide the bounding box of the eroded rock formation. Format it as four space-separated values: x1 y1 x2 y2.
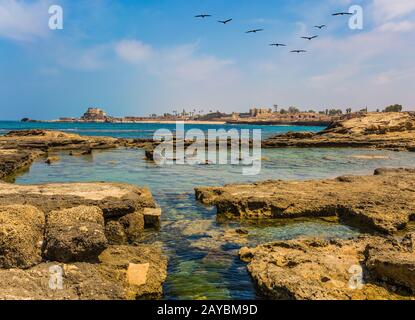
195 168 415 234
240 234 415 300
263 112 415 151
0 182 166 300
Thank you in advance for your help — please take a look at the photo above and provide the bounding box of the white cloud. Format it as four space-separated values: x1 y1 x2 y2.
115 40 153 63
0 0 50 41
378 20 415 32
115 40 235 83
373 0 415 22
56 44 111 71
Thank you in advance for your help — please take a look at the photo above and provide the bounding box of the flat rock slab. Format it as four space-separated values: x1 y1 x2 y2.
240 235 415 300
263 112 415 151
0 244 167 300
0 182 156 218
195 168 415 234
0 130 119 151
0 149 42 179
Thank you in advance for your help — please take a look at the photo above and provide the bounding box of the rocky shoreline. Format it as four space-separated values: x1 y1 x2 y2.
263 112 415 151
0 130 166 300
196 168 415 299
1 113 415 300
195 168 415 234
239 234 415 300
0 182 166 300
140 113 415 162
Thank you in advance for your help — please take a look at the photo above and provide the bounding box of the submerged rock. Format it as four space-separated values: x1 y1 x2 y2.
45 156 60 165
195 168 415 234
0 205 45 269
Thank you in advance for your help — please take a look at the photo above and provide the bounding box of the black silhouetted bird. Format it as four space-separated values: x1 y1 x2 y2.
195 14 212 18
314 25 327 29
332 12 352 16
246 29 264 33
218 19 232 24
270 43 286 47
291 50 307 53
301 35 318 40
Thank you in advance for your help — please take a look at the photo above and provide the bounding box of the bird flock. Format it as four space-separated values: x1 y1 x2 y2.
195 11 353 54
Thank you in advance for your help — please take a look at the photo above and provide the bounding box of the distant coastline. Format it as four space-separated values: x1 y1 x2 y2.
20 107 339 127
20 119 331 126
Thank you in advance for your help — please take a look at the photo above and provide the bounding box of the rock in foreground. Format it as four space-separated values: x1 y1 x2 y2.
44 206 108 263
0 181 155 219
0 244 167 300
0 205 45 269
0 182 166 300
240 235 415 300
195 168 415 234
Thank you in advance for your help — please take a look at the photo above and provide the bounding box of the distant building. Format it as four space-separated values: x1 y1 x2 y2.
81 108 108 122
250 108 273 117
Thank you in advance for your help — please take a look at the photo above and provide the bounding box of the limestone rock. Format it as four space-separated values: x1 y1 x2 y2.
0 182 156 219
263 112 415 151
240 236 413 300
44 206 107 263
366 235 415 292
0 244 167 300
0 205 45 269
0 149 42 179
0 130 119 152
118 212 145 243
105 221 128 245
143 207 161 228
195 169 415 234
99 244 168 300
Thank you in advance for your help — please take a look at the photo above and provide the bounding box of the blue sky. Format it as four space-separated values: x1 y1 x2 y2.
0 0 414 120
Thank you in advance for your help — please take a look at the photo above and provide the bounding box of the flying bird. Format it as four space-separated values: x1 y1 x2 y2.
218 18 232 24
290 50 307 53
302 35 318 40
246 29 264 33
314 25 327 29
332 12 352 16
195 14 212 18
270 43 286 47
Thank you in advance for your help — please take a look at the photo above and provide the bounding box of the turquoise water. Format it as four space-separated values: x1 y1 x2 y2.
0 121 323 139
3 122 415 299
